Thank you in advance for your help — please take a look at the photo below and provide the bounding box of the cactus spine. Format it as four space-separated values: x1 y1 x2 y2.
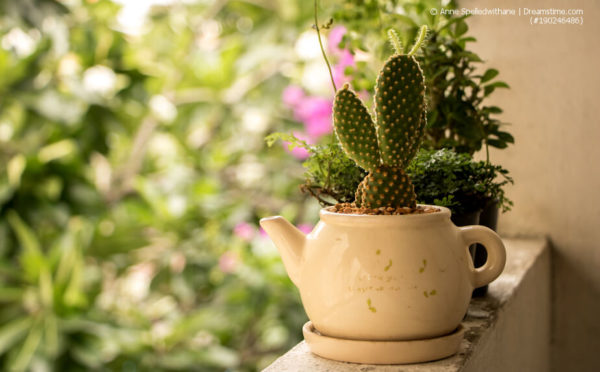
333 27 427 209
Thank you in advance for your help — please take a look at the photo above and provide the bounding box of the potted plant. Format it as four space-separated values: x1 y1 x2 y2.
260 27 506 365
418 19 513 155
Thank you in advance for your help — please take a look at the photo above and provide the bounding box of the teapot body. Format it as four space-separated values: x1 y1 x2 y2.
296 207 497 340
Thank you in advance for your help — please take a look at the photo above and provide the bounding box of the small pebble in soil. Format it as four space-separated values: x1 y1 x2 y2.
327 203 440 215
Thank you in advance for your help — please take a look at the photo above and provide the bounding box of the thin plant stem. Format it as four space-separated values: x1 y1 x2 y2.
314 0 337 93
313 0 338 191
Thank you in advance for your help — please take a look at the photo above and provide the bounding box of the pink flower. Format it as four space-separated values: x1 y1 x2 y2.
338 48 354 66
328 26 347 54
333 49 355 88
306 115 332 138
282 86 333 143
294 96 330 122
282 85 305 107
326 26 356 90
283 131 312 160
297 223 314 235
219 251 238 273
234 222 255 241
294 96 333 138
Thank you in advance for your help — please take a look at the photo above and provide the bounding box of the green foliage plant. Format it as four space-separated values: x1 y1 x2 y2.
419 17 513 156
333 26 428 208
407 149 513 215
0 212 97 371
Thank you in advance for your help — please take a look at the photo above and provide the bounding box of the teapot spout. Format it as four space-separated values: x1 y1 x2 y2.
259 216 305 287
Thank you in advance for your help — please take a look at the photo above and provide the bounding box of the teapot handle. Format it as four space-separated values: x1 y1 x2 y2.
458 226 506 288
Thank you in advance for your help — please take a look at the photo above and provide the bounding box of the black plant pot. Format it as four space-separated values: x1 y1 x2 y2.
479 199 499 230
470 200 500 297
450 209 480 227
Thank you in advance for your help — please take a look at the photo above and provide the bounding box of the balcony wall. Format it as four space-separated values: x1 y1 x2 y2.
464 1 600 370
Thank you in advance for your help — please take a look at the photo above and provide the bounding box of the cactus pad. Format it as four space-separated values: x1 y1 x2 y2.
375 55 426 169
358 165 416 208
333 86 380 170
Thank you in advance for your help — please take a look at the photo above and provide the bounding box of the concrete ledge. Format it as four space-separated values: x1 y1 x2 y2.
264 238 550 372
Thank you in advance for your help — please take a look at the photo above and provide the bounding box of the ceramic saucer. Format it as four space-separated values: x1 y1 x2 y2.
303 321 464 365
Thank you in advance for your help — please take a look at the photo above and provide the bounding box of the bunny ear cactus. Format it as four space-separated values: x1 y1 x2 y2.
333 26 428 209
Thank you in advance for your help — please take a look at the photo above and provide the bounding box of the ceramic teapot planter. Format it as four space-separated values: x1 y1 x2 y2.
261 27 506 364
260 206 506 364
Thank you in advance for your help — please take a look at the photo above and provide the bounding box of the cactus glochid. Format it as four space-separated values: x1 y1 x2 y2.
333 27 427 209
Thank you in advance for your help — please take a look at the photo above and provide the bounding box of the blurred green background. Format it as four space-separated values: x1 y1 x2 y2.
0 0 461 371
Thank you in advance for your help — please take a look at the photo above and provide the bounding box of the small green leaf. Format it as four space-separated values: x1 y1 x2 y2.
487 139 509 148
38 139 77 163
6 211 41 256
455 20 468 37
43 315 59 357
485 106 503 114
39 267 54 309
456 51 482 62
10 320 43 371
481 69 499 83
459 36 477 43
483 81 510 96
496 131 515 143
7 211 47 282
0 317 32 354
484 85 495 97
491 81 510 89
7 155 26 187
265 132 312 152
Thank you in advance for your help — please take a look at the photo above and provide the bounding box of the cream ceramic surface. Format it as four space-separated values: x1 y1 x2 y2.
302 321 465 364
260 206 506 341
